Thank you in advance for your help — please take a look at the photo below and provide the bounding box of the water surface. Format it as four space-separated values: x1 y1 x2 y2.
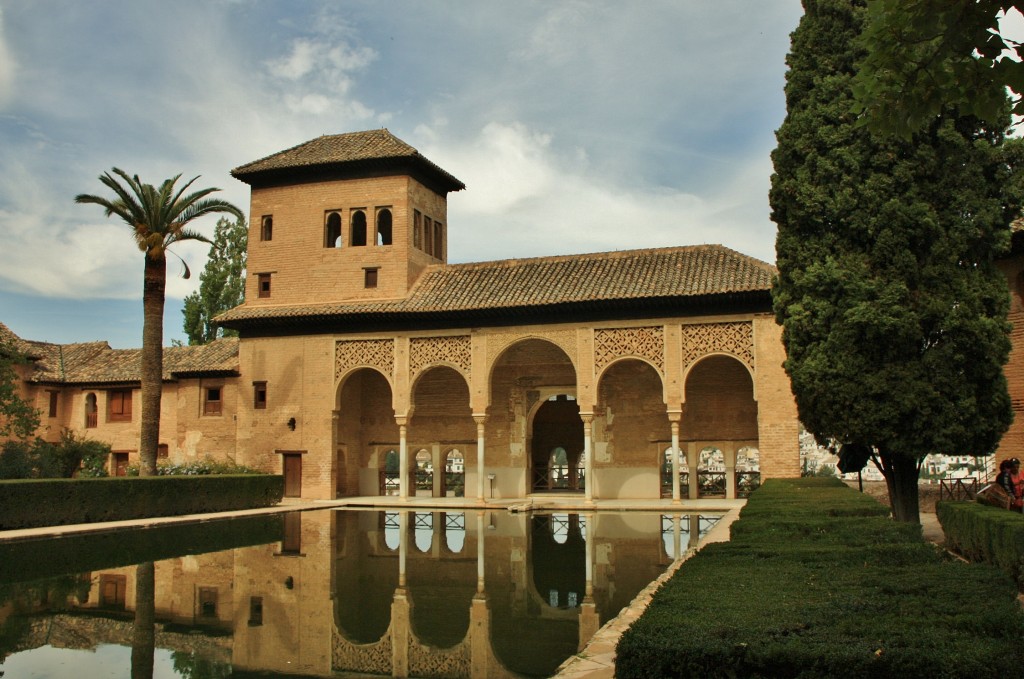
0 509 720 678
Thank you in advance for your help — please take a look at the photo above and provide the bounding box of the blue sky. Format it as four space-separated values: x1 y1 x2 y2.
0 0 804 348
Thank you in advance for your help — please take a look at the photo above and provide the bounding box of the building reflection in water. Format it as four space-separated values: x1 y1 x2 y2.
1 509 722 679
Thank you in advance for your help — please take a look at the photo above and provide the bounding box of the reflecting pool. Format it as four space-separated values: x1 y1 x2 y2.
0 509 721 678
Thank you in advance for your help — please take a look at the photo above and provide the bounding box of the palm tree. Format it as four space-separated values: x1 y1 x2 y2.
76 168 244 476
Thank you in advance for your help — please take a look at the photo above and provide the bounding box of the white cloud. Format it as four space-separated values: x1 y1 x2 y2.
424 121 777 265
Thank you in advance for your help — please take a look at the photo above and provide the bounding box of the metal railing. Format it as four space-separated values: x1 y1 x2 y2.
531 465 585 492
697 471 727 497
736 471 761 498
379 470 400 496
939 477 979 502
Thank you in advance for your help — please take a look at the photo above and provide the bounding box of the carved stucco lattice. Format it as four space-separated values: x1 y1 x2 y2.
680 321 754 371
335 339 395 381
410 335 471 376
485 329 578 369
409 638 472 678
332 632 393 674
594 326 664 374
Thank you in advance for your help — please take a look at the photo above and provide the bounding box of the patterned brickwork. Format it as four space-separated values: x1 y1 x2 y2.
335 339 395 381
594 326 664 374
410 335 471 377
681 322 754 371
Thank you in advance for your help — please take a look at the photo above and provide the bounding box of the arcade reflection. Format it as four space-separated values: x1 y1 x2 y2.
0 509 721 679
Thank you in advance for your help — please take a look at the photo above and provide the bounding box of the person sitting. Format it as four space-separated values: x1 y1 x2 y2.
997 459 1023 511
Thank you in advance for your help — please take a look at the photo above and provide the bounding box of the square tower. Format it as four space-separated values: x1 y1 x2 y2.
231 129 465 307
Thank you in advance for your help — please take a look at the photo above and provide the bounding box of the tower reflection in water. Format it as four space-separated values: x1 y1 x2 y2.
0 509 721 679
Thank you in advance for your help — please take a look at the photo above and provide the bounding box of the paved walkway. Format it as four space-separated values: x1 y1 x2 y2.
0 495 745 542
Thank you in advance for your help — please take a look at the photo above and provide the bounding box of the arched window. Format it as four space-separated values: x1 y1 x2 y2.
261 215 273 241
444 511 465 553
325 212 342 248
376 208 392 246
381 449 400 496
549 447 569 490
350 210 367 246
85 393 98 428
444 449 465 497
383 511 400 551
414 512 433 552
415 449 432 495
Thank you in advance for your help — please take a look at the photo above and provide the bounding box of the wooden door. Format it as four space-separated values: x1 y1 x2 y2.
113 452 129 477
283 454 302 497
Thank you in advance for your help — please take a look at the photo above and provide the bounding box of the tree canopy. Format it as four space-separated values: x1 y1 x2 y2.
182 217 247 345
772 0 1018 522
0 337 39 441
76 169 243 475
853 0 1024 137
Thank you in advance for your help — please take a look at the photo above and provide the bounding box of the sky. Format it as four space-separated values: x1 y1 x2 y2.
0 0 805 348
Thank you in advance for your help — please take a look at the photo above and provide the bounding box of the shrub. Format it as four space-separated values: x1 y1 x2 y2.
616 478 1024 678
125 456 262 477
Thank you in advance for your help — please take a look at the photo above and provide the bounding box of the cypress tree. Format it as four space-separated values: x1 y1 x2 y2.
771 0 1017 522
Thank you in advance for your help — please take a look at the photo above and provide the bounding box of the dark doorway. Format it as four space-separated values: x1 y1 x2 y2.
531 395 584 492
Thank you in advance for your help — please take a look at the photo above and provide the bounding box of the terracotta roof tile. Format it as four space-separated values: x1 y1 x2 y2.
231 129 465 192
217 245 775 326
1 330 239 385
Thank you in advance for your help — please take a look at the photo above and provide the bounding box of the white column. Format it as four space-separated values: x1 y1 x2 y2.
583 415 594 503
584 513 594 597
670 418 681 503
398 419 409 500
399 511 408 587
474 415 486 503
476 511 485 593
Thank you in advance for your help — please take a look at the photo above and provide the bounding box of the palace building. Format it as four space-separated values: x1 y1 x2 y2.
2 129 802 500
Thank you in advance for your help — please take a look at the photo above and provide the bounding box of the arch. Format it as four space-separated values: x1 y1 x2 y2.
697 446 726 497
444 449 465 498
260 215 273 241
596 358 670 486
376 208 392 246
335 368 398 497
530 513 586 608
681 354 758 442
350 210 367 246
414 449 433 497
84 392 98 428
414 511 433 552
442 510 466 553
325 211 342 248
681 350 755 389
410 361 471 396
595 354 665 393
488 336 578 384
530 396 584 493
336 364 394 396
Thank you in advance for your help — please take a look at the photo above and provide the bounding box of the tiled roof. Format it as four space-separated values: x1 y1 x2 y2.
4 331 239 385
231 129 465 193
217 245 775 327
0 322 40 359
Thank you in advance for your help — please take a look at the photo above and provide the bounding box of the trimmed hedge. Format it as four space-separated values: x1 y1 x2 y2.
0 474 284 530
937 500 1024 589
616 477 1024 678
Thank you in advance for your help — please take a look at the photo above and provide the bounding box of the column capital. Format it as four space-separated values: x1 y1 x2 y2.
472 413 488 425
